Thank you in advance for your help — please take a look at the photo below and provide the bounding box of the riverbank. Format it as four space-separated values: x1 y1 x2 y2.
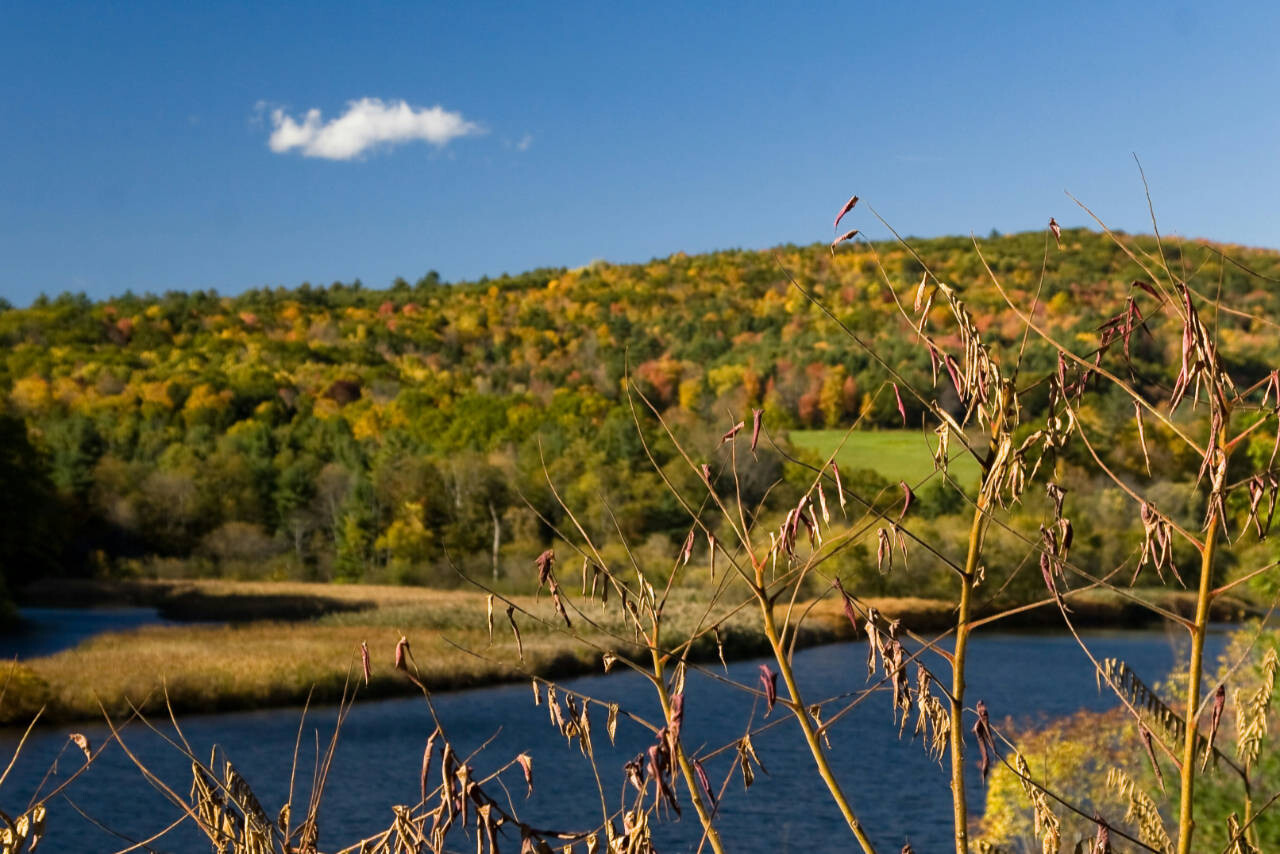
1 578 1255 726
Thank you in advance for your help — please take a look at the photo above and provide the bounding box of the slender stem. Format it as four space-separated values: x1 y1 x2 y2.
1242 770 1256 849
759 598 879 854
649 646 725 854
950 494 987 854
1176 506 1221 854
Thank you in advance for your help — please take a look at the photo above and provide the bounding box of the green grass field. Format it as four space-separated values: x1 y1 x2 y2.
788 429 982 488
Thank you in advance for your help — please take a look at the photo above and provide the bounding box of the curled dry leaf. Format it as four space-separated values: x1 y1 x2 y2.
720 421 744 445
751 408 763 453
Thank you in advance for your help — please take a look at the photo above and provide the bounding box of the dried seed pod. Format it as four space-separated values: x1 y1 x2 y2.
485 595 494 645
707 531 717 580
893 382 907 425
876 527 892 573
758 665 778 715
679 528 695 566
972 699 995 784
1048 216 1061 247
1091 813 1112 854
1138 723 1165 792
1202 683 1226 771
897 481 914 521
830 228 859 253
394 636 410 671
831 461 847 513
607 703 619 744
516 752 534 798
668 690 685 737
507 605 524 661
736 735 766 789
720 421 744 445
1134 401 1151 476
535 549 555 592
69 732 91 762
751 408 764 453
420 727 440 803
693 759 716 807
833 194 858 231
833 578 860 633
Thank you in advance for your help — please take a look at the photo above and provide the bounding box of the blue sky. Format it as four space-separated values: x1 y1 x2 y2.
2 1 1278 305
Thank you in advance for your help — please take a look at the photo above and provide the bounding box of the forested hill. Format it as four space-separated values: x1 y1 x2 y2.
2 228 1279 592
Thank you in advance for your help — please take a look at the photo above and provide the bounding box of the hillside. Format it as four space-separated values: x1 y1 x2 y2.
2 228 1278 600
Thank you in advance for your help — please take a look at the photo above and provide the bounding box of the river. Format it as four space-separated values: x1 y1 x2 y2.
0 626 1231 853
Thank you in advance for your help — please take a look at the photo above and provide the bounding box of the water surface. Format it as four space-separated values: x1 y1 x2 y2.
0 607 170 659
0 626 1231 853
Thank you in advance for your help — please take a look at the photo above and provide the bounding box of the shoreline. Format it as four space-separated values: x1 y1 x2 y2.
0 579 1257 728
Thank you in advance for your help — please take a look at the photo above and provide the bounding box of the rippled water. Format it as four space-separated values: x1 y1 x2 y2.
0 626 1230 853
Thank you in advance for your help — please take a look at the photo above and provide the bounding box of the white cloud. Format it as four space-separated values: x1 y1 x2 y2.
516 133 533 152
266 98 483 160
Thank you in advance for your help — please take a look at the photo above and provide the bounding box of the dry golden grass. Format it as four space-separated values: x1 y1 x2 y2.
5 579 1246 726
3 579 805 725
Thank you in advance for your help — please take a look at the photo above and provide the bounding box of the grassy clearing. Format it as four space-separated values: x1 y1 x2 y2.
789 428 982 487
1 579 1251 726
